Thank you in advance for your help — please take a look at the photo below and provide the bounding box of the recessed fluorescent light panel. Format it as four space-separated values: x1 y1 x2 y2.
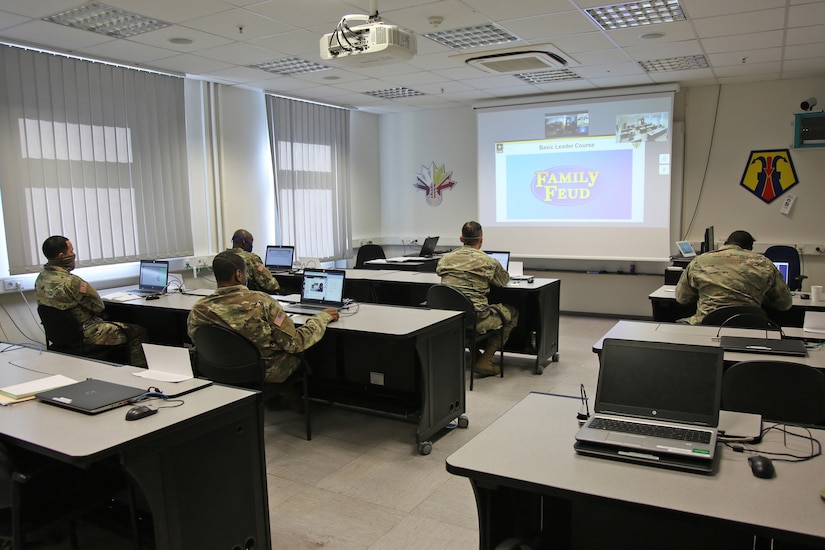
364 87 425 100
639 54 708 72
43 2 170 38
424 24 520 50
586 0 685 30
249 58 331 76
515 69 582 84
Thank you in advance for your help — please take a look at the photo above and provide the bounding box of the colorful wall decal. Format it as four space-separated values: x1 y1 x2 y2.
739 149 799 204
413 162 457 206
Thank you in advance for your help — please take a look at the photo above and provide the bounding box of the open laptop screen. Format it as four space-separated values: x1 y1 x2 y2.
139 260 168 292
485 251 510 271
418 236 439 257
301 269 345 306
773 261 789 284
596 339 723 426
265 246 294 270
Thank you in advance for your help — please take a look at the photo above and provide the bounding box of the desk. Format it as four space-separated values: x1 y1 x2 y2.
364 258 438 272
104 292 467 454
0 345 270 550
446 392 825 549
593 320 825 367
649 284 825 327
279 270 562 374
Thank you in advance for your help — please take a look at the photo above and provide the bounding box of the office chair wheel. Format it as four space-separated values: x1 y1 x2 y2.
418 441 433 455
457 415 469 429
535 365 544 375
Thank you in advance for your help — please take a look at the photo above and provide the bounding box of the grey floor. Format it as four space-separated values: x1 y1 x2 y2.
262 314 618 550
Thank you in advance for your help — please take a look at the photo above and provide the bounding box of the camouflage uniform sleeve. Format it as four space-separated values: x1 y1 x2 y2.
490 260 510 287
76 277 105 314
674 267 697 304
268 304 334 355
763 269 793 311
245 252 281 294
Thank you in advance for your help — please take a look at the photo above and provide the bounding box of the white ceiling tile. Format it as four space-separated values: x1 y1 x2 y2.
708 48 782 67
693 8 786 38
701 31 784 54
788 2 825 27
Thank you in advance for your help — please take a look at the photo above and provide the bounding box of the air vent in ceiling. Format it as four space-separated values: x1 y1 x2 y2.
466 51 567 74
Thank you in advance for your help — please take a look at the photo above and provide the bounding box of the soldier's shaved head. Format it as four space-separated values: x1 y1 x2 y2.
724 230 755 250
213 251 246 283
231 229 254 252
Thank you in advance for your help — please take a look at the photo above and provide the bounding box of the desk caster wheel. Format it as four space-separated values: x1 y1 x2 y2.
552 353 559 362
457 415 469 429
535 365 544 375
418 441 433 455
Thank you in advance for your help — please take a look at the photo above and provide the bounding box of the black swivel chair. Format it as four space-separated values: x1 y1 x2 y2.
37 305 130 364
700 305 770 328
426 284 505 391
355 244 386 269
764 245 806 291
193 324 312 440
722 360 825 426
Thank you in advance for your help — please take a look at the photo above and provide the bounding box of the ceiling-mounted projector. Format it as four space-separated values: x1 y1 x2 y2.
321 14 416 68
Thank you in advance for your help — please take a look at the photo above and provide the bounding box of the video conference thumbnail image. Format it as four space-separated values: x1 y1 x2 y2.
545 111 589 138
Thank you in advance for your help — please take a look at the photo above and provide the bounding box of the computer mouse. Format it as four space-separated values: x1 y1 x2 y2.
748 455 775 479
125 405 157 421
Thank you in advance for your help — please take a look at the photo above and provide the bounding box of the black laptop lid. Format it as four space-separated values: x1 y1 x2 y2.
419 236 439 257
138 260 168 292
265 246 295 269
596 339 724 426
300 269 346 307
36 379 145 415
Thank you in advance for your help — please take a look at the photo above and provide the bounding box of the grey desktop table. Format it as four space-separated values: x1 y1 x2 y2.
649 284 825 326
593 319 825 367
0 345 270 550
103 291 468 454
446 392 825 549
277 269 562 374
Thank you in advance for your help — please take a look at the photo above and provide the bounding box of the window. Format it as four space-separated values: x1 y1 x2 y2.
0 45 193 275
265 96 351 261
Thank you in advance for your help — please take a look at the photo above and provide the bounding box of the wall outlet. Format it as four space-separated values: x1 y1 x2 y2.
3 279 20 291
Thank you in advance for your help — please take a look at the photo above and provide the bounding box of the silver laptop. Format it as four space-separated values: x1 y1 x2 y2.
575 339 724 474
131 260 169 295
485 250 510 271
264 245 295 274
283 269 346 315
36 378 145 415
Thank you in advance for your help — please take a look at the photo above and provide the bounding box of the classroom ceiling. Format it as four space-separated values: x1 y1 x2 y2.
1 0 823 114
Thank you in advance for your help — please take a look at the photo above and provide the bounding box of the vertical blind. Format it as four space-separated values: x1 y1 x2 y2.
0 45 193 274
265 95 351 262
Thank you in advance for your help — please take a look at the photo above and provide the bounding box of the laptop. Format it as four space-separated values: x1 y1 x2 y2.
773 261 790 285
574 339 724 474
36 378 146 415
131 260 169 295
485 250 510 271
283 269 346 315
264 245 295 274
401 236 440 260
719 335 807 357
676 241 696 258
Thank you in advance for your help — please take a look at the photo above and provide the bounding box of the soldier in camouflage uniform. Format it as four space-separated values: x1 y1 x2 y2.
228 229 282 294
436 221 518 377
34 236 148 367
187 251 338 387
675 230 792 324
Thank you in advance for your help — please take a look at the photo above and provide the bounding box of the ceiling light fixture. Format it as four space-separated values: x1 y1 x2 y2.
43 2 170 38
424 24 520 50
249 58 331 76
364 87 425 100
515 69 582 84
639 54 708 72
586 0 685 31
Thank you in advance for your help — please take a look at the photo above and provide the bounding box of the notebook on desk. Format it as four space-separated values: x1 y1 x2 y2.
264 245 295 274
574 339 724 474
283 269 346 315
36 378 146 415
129 260 169 295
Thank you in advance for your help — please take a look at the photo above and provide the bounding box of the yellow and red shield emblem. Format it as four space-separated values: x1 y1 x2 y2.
739 149 799 204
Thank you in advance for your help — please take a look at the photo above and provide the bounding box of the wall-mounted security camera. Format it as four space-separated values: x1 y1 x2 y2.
800 97 817 111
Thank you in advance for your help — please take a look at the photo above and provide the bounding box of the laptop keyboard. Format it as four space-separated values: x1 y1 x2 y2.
590 417 712 444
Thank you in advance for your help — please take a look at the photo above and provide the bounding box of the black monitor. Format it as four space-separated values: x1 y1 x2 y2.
701 226 715 254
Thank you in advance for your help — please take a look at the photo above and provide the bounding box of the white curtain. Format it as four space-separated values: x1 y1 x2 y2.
0 45 192 274
265 95 351 262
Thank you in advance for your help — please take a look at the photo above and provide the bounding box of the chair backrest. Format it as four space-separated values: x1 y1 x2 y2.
722 360 825 425
355 244 386 268
37 304 84 351
426 284 474 313
193 325 265 388
764 245 803 290
700 305 769 327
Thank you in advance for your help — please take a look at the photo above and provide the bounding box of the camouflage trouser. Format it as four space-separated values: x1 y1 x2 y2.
264 353 302 384
84 320 148 367
475 303 519 352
